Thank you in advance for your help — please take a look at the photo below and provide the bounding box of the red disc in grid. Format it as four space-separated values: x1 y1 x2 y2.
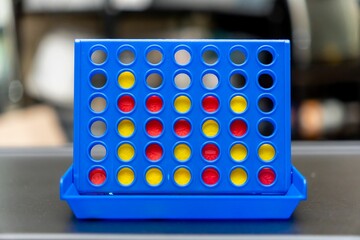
146 143 163 161
258 168 276 185
146 119 163 137
202 143 219 161
202 96 219 113
174 119 191 137
146 95 163 113
89 168 106 185
118 95 135 112
202 168 219 185
230 119 247 137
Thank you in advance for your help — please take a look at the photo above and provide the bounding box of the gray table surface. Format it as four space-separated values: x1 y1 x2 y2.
0 141 360 239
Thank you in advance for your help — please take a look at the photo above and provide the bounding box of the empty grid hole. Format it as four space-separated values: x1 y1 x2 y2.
258 73 274 89
202 73 219 89
258 50 273 65
147 49 163 65
258 120 275 137
230 73 246 89
230 49 246 65
90 144 106 161
91 49 107 64
90 120 107 137
119 49 135 64
146 72 163 88
258 97 274 113
174 49 191 65
90 96 107 113
174 73 191 89
202 49 218 65
90 72 107 89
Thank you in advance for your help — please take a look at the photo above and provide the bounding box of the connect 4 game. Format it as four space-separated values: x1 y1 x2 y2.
60 39 306 219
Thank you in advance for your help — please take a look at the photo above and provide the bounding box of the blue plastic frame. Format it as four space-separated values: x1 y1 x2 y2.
61 39 306 219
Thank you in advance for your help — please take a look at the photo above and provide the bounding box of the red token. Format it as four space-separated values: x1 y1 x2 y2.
89 168 106 185
174 119 191 137
258 168 276 185
202 96 219 113
118 95 135 112
230 119 247 137
146 95 163 113
146 143 163 161
202 168 220 185
202 143 219 161
146 119 163 137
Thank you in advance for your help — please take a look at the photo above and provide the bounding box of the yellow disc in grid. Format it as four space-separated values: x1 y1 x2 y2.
230 95 247 113
202 119 219 137
117 167 135 186
174 95 191 113
174 143 191 162
258 143 275 162
174 167 191 186
118 143 135 162
230 144 247 162
230 168 247 186
118 119 135 137
146 168 163 186
118 71 135 89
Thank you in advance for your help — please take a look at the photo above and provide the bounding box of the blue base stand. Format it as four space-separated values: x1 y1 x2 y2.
60 166 306 219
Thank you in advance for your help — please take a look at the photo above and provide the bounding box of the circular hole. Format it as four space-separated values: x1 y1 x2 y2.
230 143 247 162
146 95 163 113
230 168 247 187
118 95 135 113
118 71 135 89
202 143 219 162
90 120 106 137
174 143 191 162
258 97 274 113
174 119 191 137
174 49 191 65
145 167 163 186
90 144 106 161
258 73 274 89
202 73 219 89
230 49 246 65
118 119 135 138
147 49 163 65
91 49 107 64
258 50 273 65
230 73 246 89
90 72 107 89
146 119 163 137
202 167 219 186
118 143 135 162
258 120 275 137
202 49 218 65
230 119 247 137
117 167 135 186
174 167 191 187
230 95 247 114
258 143 275 162
174 95 191 114
146 143 163 162
146 72 163 88
119 49 135 64
202 95 219 113
174 73 191 89
258 167 276 185
202 119 219 138
90 96 107 113
89 168 106 186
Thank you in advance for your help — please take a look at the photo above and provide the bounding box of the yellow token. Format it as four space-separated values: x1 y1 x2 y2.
202 119 219 137
174 168 191 186
118 143 135 162
258 143 275 162
230 144 247 162
230 96 247 113
118 71 135 89
174 143 191 162
117 167 135 186
118 119 135 137
230 168 247 186
146 168 163 186
174 95 191 113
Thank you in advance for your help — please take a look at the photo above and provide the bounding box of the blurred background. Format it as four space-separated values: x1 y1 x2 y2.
0 0 359 146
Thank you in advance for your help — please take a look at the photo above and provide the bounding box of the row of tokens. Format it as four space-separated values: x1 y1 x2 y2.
88 165 277 188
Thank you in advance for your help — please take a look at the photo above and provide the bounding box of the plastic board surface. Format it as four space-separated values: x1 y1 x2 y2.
74 39 291 194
